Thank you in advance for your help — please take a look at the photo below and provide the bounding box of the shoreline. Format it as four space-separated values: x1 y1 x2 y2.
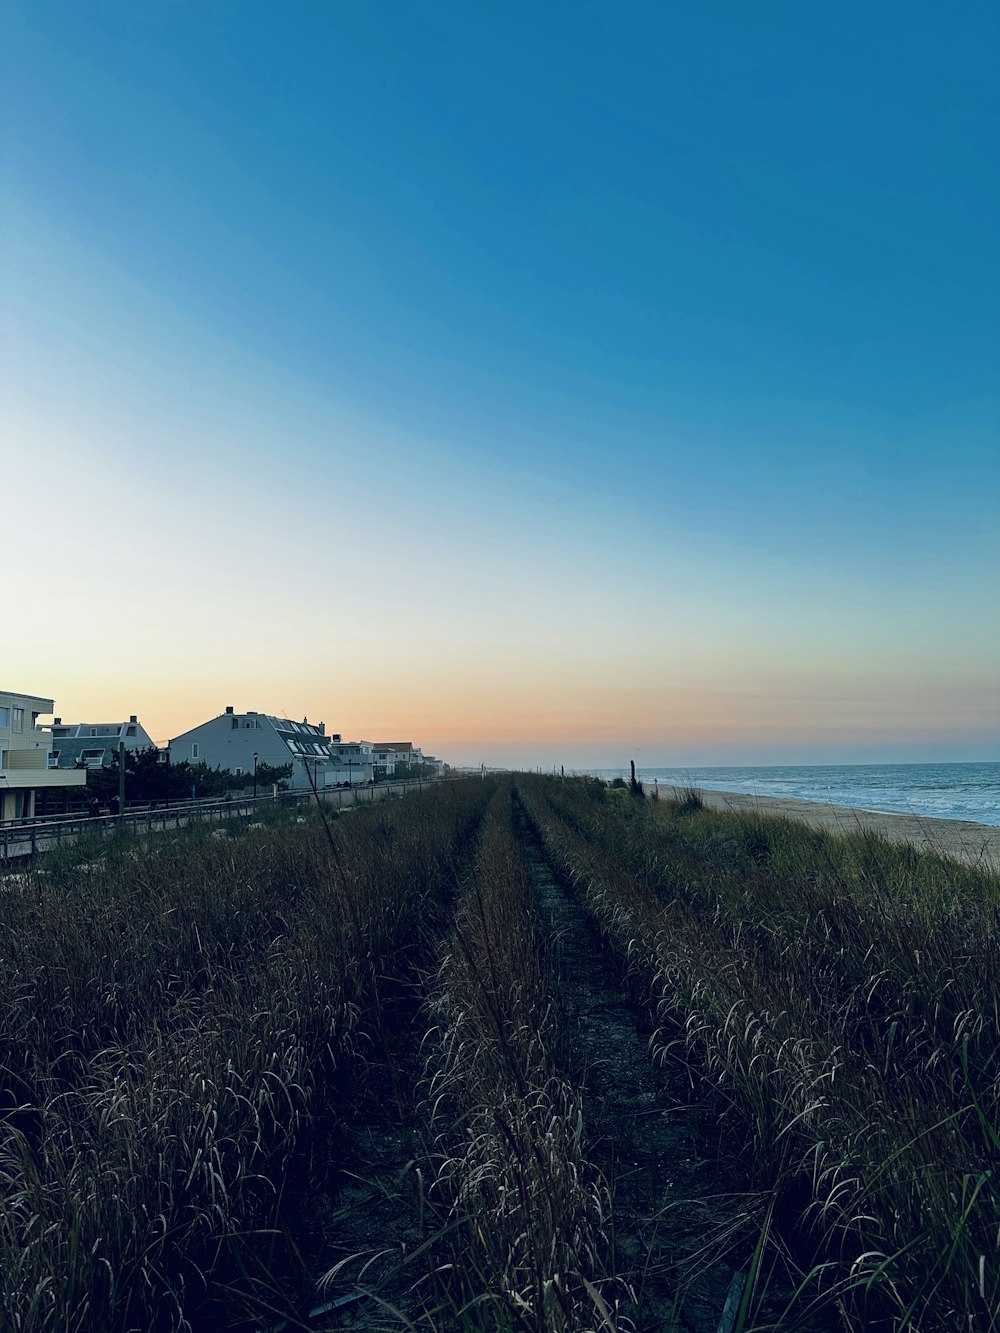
653 785 1000 868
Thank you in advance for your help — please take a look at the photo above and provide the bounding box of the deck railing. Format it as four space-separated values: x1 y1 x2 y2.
0 778 438 864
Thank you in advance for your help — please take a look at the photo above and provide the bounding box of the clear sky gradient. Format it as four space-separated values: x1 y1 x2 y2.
3 2 997 767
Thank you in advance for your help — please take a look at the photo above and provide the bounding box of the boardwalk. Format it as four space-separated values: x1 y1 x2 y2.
0 779 436 864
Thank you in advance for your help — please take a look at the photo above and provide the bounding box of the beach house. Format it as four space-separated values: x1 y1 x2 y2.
48 715 156 769
168 706 341 789
327 739 376 784
0 690 87 820
374 742 430 775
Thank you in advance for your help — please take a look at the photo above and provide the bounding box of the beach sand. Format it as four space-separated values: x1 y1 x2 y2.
653 785 1000 869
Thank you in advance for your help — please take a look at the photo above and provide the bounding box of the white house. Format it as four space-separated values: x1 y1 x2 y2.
0 690 86 820
373 742 429 774
168 706 342 789
48 715 156 769
327 739 375 785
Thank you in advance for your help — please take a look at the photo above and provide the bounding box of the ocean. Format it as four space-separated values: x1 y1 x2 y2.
584 762 1000 827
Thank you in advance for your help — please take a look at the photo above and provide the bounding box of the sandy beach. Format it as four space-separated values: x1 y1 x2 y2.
654 785 1000 868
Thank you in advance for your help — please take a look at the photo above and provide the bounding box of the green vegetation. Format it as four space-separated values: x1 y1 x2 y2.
1 776 996 1330
76 747 294 806
386 760 440 782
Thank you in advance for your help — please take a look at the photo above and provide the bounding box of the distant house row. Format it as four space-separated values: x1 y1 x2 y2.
1 688 445 820
166 706 443 789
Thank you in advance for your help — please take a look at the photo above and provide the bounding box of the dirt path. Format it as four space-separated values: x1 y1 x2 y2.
519 820 741 1333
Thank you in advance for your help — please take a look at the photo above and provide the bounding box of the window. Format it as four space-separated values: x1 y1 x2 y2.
192 743 200 759
126 726 136 736
233 766 243 774
0 707 9 729
90 728 97 737
13 708 25 733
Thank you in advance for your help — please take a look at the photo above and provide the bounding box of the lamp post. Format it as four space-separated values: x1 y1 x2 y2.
159 748 171 811
253 752 259 801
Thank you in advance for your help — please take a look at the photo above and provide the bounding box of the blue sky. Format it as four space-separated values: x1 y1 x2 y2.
3 1 997 765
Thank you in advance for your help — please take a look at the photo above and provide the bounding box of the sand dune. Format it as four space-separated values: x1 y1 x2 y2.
654 785 1000 868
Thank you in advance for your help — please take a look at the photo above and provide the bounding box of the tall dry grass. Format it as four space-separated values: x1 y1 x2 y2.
518 776 1000 1331
420 783 617 1331
0 781 491 1332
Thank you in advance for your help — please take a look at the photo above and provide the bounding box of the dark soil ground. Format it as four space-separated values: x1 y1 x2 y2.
521 821 745 1332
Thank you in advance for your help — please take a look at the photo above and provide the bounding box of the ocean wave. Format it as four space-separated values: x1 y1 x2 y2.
585 763 1000 827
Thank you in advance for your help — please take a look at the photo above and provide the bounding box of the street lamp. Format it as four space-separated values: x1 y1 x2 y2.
117 740 126 818
253 752 259 800
158 748 171 810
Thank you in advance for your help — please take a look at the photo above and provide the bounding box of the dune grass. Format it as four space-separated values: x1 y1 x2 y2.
418 783 615 1331
0 781 492 1332
4 774 997 1331
517 776 1000 1330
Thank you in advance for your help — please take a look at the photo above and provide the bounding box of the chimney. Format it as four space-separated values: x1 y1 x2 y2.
54 717 61 725
318 721 325 734
129 715 137 724
225 705 234 714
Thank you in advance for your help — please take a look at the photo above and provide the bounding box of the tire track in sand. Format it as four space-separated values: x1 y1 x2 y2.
518 813 741 1333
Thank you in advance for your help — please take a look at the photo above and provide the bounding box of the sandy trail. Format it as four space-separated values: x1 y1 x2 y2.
522 823 732 1331
652 786 1000 868
518 808 833 1332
